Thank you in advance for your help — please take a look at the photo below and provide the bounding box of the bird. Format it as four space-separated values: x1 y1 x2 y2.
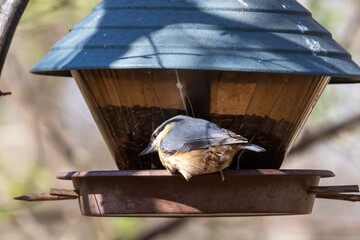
139 115 265 181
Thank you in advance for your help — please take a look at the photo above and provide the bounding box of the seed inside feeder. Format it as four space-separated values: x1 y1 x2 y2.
99 105 291 170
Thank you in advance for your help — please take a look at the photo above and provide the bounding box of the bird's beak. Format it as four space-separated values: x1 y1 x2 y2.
138 144 157 156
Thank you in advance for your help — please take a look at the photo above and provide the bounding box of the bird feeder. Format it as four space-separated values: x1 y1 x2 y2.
19 0 360 216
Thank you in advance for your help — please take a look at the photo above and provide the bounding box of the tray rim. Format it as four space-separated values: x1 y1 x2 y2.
57 169 335 180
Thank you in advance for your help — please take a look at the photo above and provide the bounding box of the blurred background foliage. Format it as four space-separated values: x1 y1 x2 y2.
0 0 360 239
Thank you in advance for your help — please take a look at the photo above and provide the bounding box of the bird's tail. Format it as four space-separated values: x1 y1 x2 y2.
240 143 266 152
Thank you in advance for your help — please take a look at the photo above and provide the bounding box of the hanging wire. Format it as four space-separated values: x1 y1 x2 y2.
184 91 195 117
175 70 189 116
151 71 165 121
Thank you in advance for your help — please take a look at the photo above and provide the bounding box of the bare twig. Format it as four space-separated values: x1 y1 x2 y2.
290 114 360 155
0 0 29 75
135 219 188 240
0 0 30 96
0 89 11 97
341 1 360 49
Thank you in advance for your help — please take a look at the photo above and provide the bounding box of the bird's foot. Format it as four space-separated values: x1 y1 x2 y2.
179 169 192 181
219 170 225 182
166 167 177 175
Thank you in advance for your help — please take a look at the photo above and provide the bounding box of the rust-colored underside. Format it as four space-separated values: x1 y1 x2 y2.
58 169 334 217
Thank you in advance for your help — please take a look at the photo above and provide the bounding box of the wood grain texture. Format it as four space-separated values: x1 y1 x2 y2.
14 193 77 201
50 188 79 197
71 69 329 170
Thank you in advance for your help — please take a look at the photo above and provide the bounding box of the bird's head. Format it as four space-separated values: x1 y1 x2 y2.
138 115 189 156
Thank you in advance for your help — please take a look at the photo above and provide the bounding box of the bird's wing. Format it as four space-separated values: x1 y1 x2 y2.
180 136 248 152
160 119 248 154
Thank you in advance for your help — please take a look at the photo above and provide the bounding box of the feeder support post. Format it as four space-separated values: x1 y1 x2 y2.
0 0 29 97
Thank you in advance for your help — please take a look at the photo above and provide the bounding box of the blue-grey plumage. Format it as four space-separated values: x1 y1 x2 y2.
139 115 265 181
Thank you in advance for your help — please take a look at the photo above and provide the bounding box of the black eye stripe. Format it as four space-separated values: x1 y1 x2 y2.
151 118 180 141
153 125 166 138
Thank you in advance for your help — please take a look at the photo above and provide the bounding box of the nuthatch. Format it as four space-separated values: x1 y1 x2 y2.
139 115 265 181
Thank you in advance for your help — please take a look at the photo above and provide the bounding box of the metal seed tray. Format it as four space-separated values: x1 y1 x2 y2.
56 169 334 217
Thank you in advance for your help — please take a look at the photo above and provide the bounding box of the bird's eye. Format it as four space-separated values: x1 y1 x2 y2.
151 132 158 141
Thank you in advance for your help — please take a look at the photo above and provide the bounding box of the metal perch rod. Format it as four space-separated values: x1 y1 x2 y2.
308 185 359 194
316 194 360 202
308 185 360 202
15 185 360 202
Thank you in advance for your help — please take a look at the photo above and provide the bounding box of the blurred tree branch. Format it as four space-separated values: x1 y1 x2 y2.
135 218 188 240
341 0 360 49
290 114 360 155
19 0 68 23
0 0 30 96
290 0 360 156
3 52 75 165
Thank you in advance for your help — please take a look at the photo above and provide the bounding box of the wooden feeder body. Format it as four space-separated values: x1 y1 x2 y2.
72 69 329 170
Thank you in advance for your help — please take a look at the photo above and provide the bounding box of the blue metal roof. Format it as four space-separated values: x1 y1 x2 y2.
30 0 360 83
